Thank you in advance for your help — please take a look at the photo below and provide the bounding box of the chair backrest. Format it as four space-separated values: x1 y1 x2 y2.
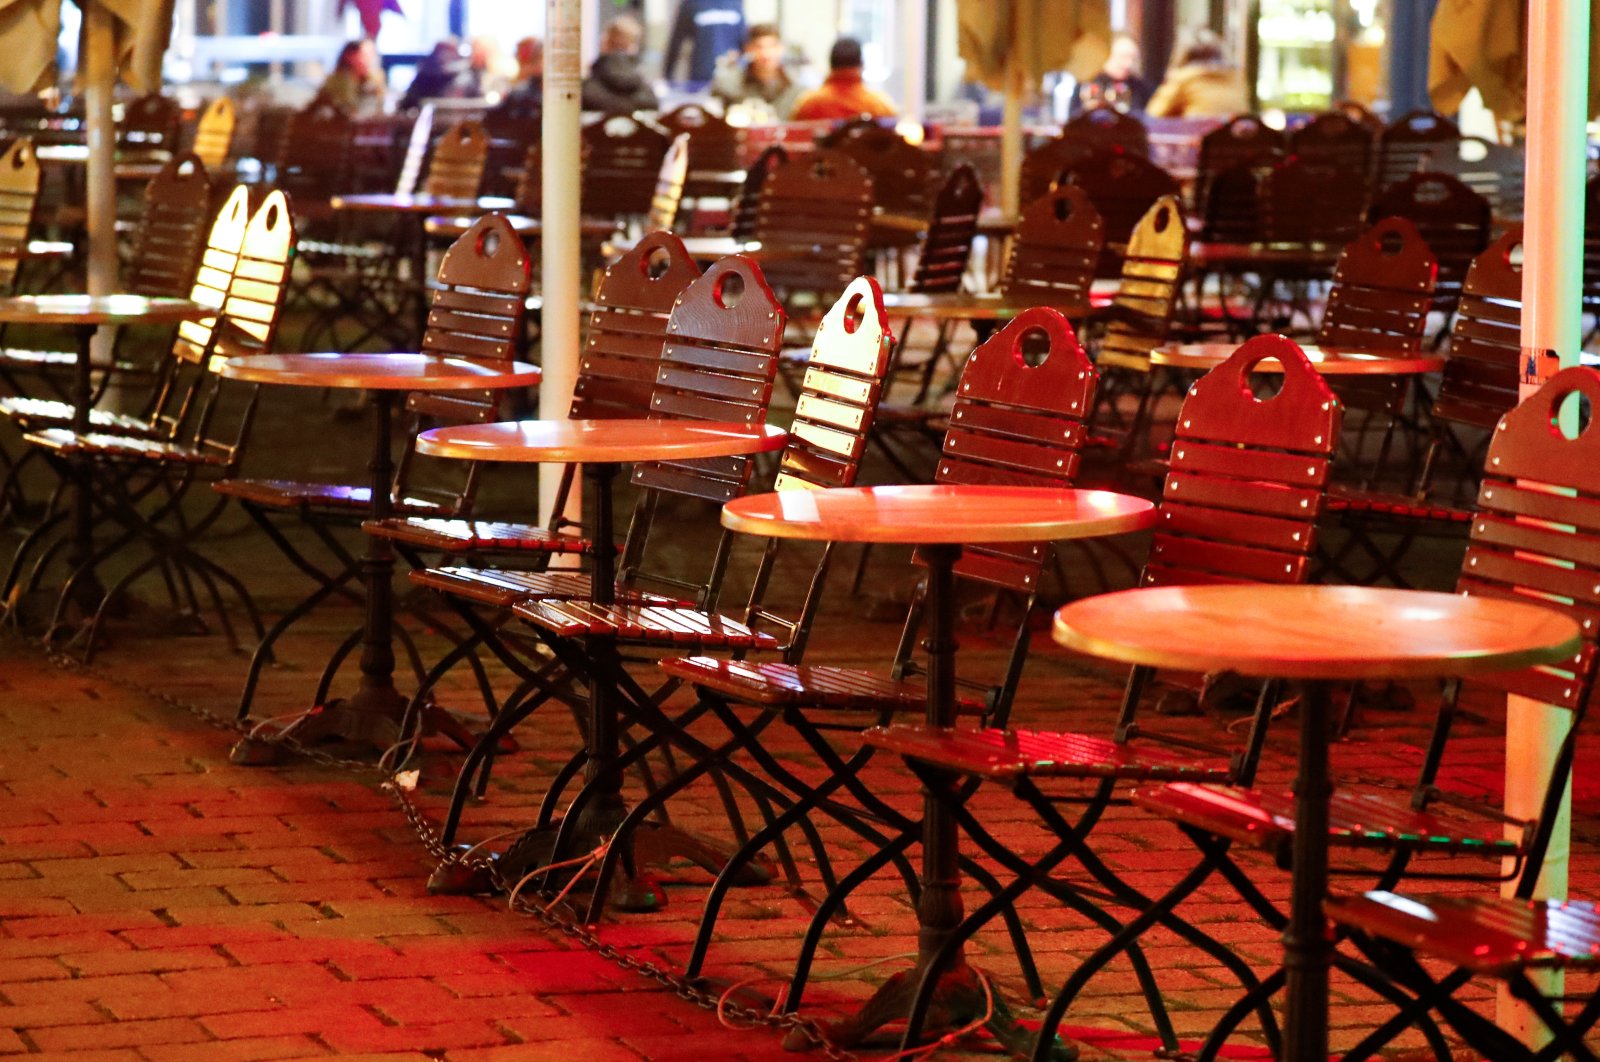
1198 159 1266 243
1369 170 1490 316
1197 114 1285 183
750 148 873 298
1260 155 1367 246
1427 135 1525 220
0 137 40 294
1143 334 1343 588
909 163 983 295
1317 216 1438 353
730 144 786 241
1019 135 1094 206
191 97 236 172
1097 195 1187 372
583 114 673 218
422 119 488 199
1287 110 1373 179
776 275 894 491
571 230 702 419
213 190 296 360
125 154 213 300
1376 109 1461 192
934 307 1096 591
120 93 180 154
1001 184 1105 315
632 255 787 503
394 104 436 196
275 98 353 207
830 123 933 218
1459 365 1600 716
644 133 690 232
1063 104 1150 157
482 96 540 199
1432 225 1524 433
659 103 742 174
1058 147 1180 269
512 142 541 213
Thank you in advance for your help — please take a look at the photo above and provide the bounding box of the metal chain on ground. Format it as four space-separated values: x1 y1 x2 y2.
7 631 858 1060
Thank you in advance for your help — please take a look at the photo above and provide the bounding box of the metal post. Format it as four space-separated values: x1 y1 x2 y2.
999 58 1023 217
1509 0 1588 1044
900 0 927 123
82 3 116 311
539 0 584 533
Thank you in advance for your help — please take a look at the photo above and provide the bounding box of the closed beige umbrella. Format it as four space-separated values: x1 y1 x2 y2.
1429 0 1600 120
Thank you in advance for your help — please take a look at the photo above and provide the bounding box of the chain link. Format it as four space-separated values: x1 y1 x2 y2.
12 632 856 1060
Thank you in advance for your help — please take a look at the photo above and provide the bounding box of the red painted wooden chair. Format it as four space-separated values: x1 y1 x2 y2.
583 114 673 222
1374 109 1461 193
1288 109 1374 184
1058 146 1180 275
420 119 489 200
1194 114 1285 214
1063 103 1150 157
1368 170 1490 331
862 334 1344 1058
748 147 873 318
729 144 786 242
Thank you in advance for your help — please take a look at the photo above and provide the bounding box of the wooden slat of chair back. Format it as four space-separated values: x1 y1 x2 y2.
513 143 541 214
633 255 785 502
1369 171 1490 316
1059 147 1181 258
120 93 180 154
750 148 873 297
1260 155 1366 246
1287 110 1374 180
583 114 673 218
192 97 236 172
0 136 38 293
660 103 742 174
1199 159 1268 243
481 103 539 200
1145 334 1343 588
573 231 702 419
173 185 250 365
831 124 933 218
1098 195 1187 372
777 275 893 491
394 105 436 197
909 163 982 295
1063 104 1150 157
126 154 213 300
1433 226 1523 430
933 307 1095 591
276 99 353 207
421 213 531 366
1319 216 1438 353
1460 365 1600 709
731 144 786 241
1003 184 1104 315
1376 110 1461 192
645 133 690 233
1197 115 1285 183
1427 136 1524 220
213 190 296 361
423 119 489 200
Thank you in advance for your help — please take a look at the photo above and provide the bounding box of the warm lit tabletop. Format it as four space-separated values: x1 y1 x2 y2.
1054 584 1581 680
217 352 542 391
0 294 210 326
426 214 618 239
1188 241 1344 267
722 485 1156 544
329 193 518 214
415 418 786 463
1151 342 1446 376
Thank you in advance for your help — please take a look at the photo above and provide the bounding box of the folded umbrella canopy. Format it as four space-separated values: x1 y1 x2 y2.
0 0 175 93
1430 0 1600 120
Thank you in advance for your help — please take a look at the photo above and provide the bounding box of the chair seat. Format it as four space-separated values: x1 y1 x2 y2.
363 517 589 554
516 603 779 650
1325 487 1473 525
212 478 451 516
861 725 1235 783
1325 890 1600 976
659 656 982 715
409 566 681 609
22 428 226 466
0 396 153 434
1132 782 1524 858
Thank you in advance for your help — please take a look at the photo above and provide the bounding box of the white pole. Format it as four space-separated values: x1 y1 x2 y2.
1507 0 1587 1044
539 0 583 531
900 0 926 124
999 57 1023 217
82 2 117 362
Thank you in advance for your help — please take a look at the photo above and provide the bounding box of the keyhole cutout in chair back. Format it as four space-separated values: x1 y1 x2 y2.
714 269 744 310
1555 390 1594 441
1243 356 1286 400
1017 327 1051 367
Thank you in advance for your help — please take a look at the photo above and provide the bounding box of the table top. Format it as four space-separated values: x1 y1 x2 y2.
415 418 787 463
722 485 1155 545
1189 241 1343 268
1054 585 1581 681
0 294 211 326
426 214 618 239
879 291 1091 320
217 353 543 391
330 193 518 215
1151 343 1446 376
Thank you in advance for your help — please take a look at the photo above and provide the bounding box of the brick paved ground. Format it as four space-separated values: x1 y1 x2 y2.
3 382 1599 1060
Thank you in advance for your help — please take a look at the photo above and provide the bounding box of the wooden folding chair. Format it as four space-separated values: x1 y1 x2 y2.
0 137 42 296
1288 109 1374 184
1374 109 1461 194
1193 114 1285 213
748 148 873 322
1063 103 1150 157
583 114 673 222
191 97 236 173
420 120 489 199
644 133 689 233
730 145 786 241
1369 170 1490 333
1057 147 1180 274
119 93 181 157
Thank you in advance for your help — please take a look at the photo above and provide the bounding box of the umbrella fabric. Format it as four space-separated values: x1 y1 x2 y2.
0 0 61 93
99 0 177 93
1430 0 1600 120
338 0 403 40
957 0 1111 90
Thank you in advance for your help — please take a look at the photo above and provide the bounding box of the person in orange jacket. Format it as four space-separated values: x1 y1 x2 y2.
790 38 896 122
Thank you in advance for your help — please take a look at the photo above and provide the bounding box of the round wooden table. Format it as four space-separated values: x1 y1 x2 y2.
1188 241 1343 271
722 484 1156 1055
0 295 212 610
415 418 787 904
1053 584 1582 1062
1150 342 1446 376
218 353 542 763
424 214 619 241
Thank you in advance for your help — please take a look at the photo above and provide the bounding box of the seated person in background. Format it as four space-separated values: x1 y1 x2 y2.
400 38 480 110
1070 35 1152 115
711 23 802 120
1147 30 1247 118
582 15 659 114
790 38 896 122
505 36 543 108
319 39 386 117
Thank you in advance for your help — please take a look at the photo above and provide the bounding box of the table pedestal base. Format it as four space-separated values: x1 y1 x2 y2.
228 686 494 766
784 958 1074 1059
